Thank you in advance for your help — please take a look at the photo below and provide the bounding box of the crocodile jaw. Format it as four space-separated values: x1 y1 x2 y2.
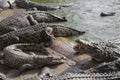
73 39 98 55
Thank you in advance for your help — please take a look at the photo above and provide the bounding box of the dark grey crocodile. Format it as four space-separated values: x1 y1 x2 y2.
100 12 116 17
3 43 67 76
83 59 120 73
47 24 85 37
0 11 67 35
74 39 120 62
15 0 60 11
0 24 85 50
24 59 120 80
0 24 54 50
24 71 120 80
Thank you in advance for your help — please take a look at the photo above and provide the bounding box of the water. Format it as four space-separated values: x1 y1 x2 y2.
32 0 120 41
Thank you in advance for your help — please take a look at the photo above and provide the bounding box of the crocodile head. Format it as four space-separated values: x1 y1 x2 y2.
73 39 98 53
46 55 67 65
31 12 67 22
36 55 67 66
74 39 119 62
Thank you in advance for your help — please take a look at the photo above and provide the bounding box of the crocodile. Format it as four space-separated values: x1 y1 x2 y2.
24 71 120 80
0 24 85 50
100 12 116 17
0 11 67 35
24 59 120 80
0 24 54 50
3 43 67 76
73 39 120 62
15 0 67 11
47 24 85 37
83 59 120 73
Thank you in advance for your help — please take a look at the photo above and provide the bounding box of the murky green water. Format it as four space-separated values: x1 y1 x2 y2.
32 0 120 41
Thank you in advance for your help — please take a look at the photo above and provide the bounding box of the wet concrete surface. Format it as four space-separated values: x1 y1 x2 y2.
0 9 24 21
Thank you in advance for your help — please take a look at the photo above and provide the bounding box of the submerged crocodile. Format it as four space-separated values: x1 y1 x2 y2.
100 12 116 17
0 24 85 50
0 24 54 50
3 43 67 76
74 39 120 62
0 11 67 35
15 0 67 11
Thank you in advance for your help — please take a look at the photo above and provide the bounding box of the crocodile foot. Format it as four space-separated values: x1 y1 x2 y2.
15 64 33 76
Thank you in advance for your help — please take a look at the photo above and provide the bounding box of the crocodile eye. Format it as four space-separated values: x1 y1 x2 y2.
80 46 84 49
47 56 53 60
61 56 66 59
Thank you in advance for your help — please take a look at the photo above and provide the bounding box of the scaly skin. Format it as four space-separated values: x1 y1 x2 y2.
0 11 67 35
74 39 120 62
0 24 54 50
24 71 120 80
84 59 120 73
0 24 85 50
3 43 67 76
15 0 62 11
48 24 85 37
23 59 120 80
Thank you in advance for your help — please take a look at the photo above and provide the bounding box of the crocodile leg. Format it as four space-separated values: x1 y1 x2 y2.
0 36 19 50
15 64 33 76
8 36 19 44
27 15 38 25
41 27 54 47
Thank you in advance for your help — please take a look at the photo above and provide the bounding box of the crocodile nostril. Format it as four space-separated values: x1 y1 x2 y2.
81 46 85 49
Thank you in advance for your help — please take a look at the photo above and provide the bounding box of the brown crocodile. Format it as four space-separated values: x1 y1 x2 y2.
3 43 67 76
0 11 67 35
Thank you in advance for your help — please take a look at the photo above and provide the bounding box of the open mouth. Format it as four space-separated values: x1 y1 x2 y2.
73 43 87 52
73 39 91 53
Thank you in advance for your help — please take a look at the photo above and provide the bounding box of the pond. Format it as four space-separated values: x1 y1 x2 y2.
32 0 120 42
